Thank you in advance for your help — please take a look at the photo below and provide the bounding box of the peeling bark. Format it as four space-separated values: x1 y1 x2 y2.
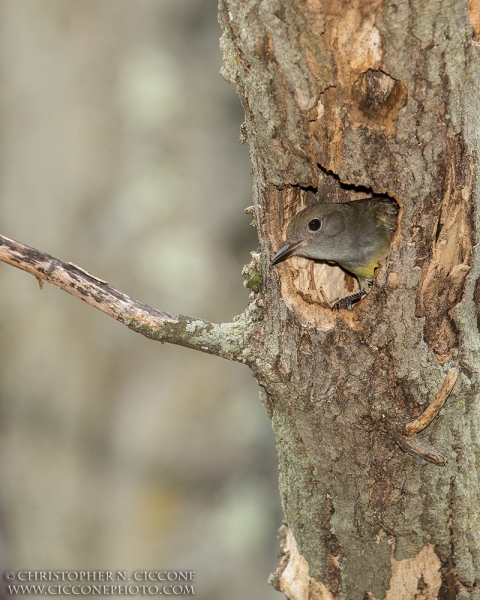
415 136 473 362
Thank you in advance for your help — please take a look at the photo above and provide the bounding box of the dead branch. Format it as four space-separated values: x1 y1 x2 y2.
0 234 256 363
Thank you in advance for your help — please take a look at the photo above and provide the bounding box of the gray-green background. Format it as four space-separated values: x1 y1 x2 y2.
0 1 281 598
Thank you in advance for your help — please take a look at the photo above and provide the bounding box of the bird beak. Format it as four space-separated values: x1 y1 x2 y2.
271 240 307 264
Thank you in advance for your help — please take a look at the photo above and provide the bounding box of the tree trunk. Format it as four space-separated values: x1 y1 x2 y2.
220 0 480 598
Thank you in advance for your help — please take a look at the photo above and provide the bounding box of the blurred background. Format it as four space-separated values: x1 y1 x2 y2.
0 1 282 598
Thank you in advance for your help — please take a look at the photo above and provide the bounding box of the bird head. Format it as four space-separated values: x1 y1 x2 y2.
272 204 345 265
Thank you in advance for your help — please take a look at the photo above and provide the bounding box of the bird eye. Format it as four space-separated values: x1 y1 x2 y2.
308 219 321 232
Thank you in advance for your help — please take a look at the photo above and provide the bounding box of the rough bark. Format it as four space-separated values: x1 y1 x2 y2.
219 1 480 599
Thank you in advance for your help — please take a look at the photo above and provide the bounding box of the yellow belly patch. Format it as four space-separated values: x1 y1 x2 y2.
351 259 380 280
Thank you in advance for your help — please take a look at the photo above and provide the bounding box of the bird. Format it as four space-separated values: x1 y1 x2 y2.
271 196 399 308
